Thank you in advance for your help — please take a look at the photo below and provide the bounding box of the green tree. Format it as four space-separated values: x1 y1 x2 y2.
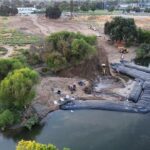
45 31 96 68
0 58 24 81
136 43 150 58
46 5 62 19
104 17 137 45
137 28 150 44
90 3 96 12
80 2 90 11
0 5 18 16
10 7 18 15
71 38 96 61
0 5 10 16
0 68 39 108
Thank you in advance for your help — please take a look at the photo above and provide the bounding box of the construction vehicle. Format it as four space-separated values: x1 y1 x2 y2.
118 47 128 54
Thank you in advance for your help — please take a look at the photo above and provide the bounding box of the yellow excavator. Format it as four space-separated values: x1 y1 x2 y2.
118 47 128 54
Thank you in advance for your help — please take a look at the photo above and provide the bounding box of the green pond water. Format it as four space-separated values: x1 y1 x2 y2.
1 110 150 150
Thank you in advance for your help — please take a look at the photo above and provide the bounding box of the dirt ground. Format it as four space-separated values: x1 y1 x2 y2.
0 14 149 115
4 14 149 63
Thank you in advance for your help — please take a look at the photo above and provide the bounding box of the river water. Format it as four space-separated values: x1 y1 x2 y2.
0 110 150 150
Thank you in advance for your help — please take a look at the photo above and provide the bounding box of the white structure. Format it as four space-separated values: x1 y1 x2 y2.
17 7 37 15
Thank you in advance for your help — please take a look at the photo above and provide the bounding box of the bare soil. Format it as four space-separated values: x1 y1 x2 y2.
0 14 148 117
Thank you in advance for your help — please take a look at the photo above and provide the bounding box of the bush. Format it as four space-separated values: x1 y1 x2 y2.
16 140 58 150
137 28 150 44
46 5 62 19
24 115 39 130
71 39 96 61
16 140 70 150
0 68 39 108
45 31 96 68
46 52 67 69
108 6 115 12
0 58 24 81
0 109 14 130
136 43 150 58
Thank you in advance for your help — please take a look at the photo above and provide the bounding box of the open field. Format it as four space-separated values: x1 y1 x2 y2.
0 14 149 61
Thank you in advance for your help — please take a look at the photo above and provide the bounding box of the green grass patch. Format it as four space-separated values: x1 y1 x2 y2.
0 28 40 46
77 10 122 16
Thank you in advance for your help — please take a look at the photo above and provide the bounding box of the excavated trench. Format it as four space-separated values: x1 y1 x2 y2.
61 62 150 113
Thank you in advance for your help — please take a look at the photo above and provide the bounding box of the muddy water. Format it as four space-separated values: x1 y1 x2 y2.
1 110 150 150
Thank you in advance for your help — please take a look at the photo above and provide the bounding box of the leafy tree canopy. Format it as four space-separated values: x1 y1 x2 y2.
0 58 25 81
16 140 70 150
45 31 96 70
46 5 62 19
0 5 18 16
104 17 137 45
0 68 39 108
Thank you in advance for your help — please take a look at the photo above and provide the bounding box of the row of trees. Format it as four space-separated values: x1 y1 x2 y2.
0 5 18 16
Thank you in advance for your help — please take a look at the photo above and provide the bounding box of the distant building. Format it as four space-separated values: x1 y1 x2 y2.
17 7 37 15
118 3 139 10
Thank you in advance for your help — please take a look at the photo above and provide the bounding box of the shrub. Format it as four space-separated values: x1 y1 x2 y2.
136 43 150 58
0 58 24 81
0 109 14 130
24 115 39 130
71 39 96 61
46 31 96 68
46 5 62 19
0 68 39 108
46 52 67 69
16 140 58 150
137 28 150 44
108 6 115 12
16 140 70 150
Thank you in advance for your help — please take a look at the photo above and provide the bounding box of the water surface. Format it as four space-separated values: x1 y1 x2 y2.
0 110 150 150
